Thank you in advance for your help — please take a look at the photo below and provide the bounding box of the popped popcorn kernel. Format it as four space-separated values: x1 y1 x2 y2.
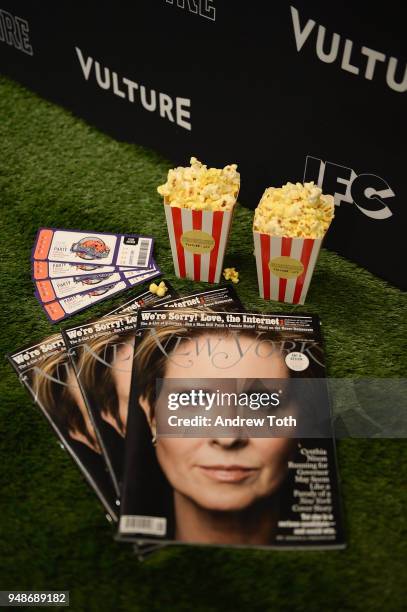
157 157 240 212
223 267 239 283
150 281 168 296
253 181 334 239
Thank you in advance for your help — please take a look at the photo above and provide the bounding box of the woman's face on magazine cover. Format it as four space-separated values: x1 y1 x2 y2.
151 333 296 512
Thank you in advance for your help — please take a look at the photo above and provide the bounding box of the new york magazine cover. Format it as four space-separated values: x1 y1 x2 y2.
119 309 345 549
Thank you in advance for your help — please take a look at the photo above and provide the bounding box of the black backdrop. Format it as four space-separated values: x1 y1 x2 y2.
1 1 405 288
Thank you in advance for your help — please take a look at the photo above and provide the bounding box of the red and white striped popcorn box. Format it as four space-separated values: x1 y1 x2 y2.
253 231 323 304
164 201 235 283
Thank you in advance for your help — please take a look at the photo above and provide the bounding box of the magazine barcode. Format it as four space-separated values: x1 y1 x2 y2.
119 515 167 536
137 239 150 266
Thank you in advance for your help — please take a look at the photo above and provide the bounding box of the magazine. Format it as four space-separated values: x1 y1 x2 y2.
6 282 177 523
62 286 243 495
7 334 119 522
118 309 345 549
159 285 244 312
62 282 180 497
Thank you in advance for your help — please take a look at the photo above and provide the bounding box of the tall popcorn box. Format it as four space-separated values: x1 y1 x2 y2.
253 230 323 304
164 197 237 283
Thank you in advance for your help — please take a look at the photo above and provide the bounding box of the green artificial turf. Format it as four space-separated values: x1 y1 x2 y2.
0 76 406 612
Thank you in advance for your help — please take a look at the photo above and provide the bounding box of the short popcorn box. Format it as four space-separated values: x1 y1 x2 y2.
253 230 323 304
164 198 237 283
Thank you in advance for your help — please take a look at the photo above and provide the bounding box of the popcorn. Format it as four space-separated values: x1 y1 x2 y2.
157 157 240 211
223 267 239 284
253 182 334 239
150 281 168 297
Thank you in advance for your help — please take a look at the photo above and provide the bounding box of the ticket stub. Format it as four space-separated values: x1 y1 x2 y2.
122 260 161 281
41 281 130 322
38 265 163 322
122 262 160 280
35 265 162 304
35 272 123 303
33 228 154 268
32 260 159 281
127 268 161 285
32 261 141 280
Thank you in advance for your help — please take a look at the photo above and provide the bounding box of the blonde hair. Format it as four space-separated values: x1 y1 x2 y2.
31 335 99 448
76 317 136 435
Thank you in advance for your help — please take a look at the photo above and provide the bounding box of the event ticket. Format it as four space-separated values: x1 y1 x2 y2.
39 264 162 322
34 264 161 303
32 261 139 280
33 228 154 268
35 272 124 302
33 261 160 280
122 263 160 280
126 268 161 285
40 281 130 322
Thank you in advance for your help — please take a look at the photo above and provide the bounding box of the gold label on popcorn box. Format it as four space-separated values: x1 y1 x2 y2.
180 230 215 254
268 256 304 279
